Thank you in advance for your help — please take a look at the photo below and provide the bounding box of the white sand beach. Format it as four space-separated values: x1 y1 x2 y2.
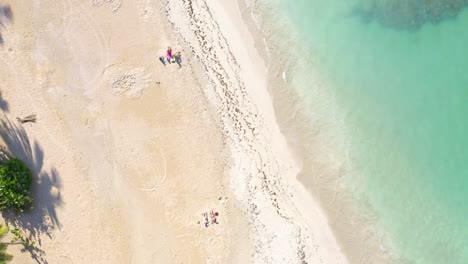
0 0 348 263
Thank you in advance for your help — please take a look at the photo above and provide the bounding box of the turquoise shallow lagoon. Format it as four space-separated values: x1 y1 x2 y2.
255 0 468 263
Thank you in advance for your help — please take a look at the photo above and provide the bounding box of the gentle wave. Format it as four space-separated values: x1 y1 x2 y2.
248 0 468 263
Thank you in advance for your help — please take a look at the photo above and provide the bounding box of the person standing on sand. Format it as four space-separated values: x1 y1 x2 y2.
166 46 172 63
175 51 182 66
210 210 218 224
203 212 209 227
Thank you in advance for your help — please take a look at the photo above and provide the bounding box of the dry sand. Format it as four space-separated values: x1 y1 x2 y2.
0 0 347 263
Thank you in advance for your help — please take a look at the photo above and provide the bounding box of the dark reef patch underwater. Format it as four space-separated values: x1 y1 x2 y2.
353 0 468 30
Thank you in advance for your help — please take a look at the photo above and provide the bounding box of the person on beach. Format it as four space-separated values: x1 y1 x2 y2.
175 51 182 66
166 46 172 63
203 212 209 227
210 210 218 224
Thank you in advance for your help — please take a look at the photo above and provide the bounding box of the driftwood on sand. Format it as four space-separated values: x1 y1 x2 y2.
16 114 36 124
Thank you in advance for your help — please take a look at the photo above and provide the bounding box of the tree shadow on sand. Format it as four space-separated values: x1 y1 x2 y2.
0 4 13 46
0 91 9 112
0 118 62 264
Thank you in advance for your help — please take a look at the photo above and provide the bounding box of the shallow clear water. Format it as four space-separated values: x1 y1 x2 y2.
257 0 468 263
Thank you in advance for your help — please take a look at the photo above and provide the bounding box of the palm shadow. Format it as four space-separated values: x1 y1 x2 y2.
0 91 9 112
0 118 62 264
0 4 13 46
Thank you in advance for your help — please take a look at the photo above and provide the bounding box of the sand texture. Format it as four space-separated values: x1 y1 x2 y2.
0 0 347 263
166 0 348 263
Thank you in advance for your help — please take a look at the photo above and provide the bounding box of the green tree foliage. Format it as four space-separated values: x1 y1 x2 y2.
0 224 12 263
0 158 33 212
10 228 34 248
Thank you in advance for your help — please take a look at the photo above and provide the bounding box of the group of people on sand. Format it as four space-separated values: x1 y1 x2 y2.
159 46 182 66
202 210 219 228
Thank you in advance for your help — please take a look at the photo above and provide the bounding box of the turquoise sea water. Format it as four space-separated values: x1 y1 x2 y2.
256 0 468 263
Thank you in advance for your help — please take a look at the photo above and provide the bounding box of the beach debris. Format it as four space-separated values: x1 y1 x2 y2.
218 196 228 205
16 114 36 124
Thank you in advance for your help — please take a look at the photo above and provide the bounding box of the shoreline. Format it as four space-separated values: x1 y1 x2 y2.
166 0 349 262
239 1 396 263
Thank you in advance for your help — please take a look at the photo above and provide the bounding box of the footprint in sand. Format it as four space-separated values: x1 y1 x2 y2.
102 65 151 99
91 0 122 12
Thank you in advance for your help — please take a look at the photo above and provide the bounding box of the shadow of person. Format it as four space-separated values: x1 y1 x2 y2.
158 56 166 66
0 118 62 264
0 4 13 46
